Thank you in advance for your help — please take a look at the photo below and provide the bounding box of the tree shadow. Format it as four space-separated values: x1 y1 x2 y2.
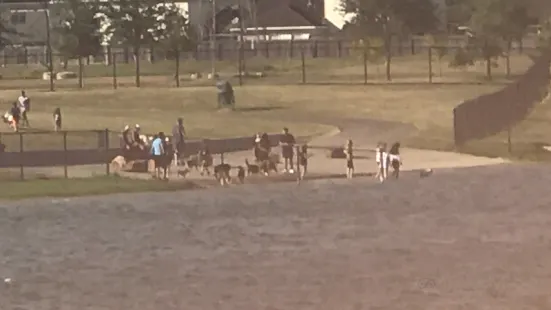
235 106 286 112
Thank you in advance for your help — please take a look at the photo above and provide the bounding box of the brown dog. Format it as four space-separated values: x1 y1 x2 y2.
214 163 232 185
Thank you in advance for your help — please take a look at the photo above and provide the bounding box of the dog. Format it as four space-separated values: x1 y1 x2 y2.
259 159 277 176
110 155 127 172
177 167 190 178
214 163 232 185
185 155 200 170
237 166 245 183
245 159 260 175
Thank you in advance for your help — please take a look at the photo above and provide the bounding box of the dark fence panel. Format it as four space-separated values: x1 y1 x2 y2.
453 51 551 146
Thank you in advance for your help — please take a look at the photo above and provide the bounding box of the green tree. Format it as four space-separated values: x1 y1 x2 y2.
339 0 439 80
450 0 534 79
98 0 174 87
51 0 102 86
152 3 196 87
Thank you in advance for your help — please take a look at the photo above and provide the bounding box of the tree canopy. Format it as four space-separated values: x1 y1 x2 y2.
339 0 440 38
51 0 103 60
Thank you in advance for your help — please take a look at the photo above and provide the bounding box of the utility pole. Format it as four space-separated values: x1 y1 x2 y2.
43 0 54 91
210 0 216 76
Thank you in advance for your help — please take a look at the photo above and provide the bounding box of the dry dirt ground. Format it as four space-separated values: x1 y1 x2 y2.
1 163 551 310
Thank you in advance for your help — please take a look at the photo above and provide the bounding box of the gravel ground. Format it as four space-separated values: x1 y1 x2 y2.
1 163 551 310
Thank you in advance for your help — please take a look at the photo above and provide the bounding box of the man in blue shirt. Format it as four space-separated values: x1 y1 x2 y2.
150 132 166 179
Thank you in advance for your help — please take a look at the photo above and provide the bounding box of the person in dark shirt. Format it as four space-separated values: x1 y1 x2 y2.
280 127 296 173
10 102 20 132
172 118 186 166
257 133 270 162
53 107 62 131
215 76 235 109
132 124 146 151
120 125 133 158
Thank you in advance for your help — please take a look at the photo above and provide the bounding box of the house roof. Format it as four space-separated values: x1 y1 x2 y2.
252 0 323 28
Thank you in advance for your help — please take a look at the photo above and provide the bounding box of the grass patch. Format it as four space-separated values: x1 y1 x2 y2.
0 54 533 91
0 175 201 200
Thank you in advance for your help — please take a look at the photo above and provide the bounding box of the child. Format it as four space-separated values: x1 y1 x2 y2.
298 144 308 179
9 102 20 132
53 108 62 131
344 139 354 179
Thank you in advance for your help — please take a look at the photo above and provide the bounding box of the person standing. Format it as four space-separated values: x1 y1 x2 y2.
172 117 186 166
17 90 30 128
132 124 145 151
344 139 354 179
150 132 167 180
53 108 62 131
10 102 20 132
280 127 296 173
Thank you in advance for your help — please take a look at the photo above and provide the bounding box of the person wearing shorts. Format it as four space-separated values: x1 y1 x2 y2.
150 132 166 179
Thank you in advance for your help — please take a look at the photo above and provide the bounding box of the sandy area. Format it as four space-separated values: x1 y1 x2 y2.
1 163 551 309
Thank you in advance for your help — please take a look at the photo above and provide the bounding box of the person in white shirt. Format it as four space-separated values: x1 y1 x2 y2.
17 90 30 128
375 142 388 183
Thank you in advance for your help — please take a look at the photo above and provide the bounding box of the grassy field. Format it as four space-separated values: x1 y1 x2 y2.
2 83 549 161
0 54 533 91
0 175 200 200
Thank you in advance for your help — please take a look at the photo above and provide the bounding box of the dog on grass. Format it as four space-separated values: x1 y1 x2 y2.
214 163 232 185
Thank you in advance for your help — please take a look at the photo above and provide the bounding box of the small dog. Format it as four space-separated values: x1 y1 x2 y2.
237 166 245 183
185 155 199 170
245 159 260 175
177 167 190 178
214 163 232 185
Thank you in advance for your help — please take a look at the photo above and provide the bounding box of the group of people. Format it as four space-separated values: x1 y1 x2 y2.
344 140 401 182
3 90 31 132
253 127 309 178
118 118 187 180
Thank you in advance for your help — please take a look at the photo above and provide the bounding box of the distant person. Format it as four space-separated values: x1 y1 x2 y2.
120 125 133 157
150 132 167 180
388 142 402 179
257 133 271 162
53 107 62 131
132 124 145 151
17 90 30 128
197 139 213 176
10 102 20 132
279 127 296 173
172 117 186 166
344 139 354 179
298 144 308 179
215 76 235 109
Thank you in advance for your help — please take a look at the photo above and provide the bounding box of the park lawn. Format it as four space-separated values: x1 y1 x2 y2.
0 175 201 200
1 82 549 161
0 54 533 91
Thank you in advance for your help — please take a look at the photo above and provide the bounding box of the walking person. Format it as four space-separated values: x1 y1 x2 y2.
280 127 296 173
53 107 62 131
172 117 186 167
375 142 388 183
17 90 30 128
150 132 167 180
344 139 354 179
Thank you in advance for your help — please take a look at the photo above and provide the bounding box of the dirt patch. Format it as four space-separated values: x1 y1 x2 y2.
0 163 550 309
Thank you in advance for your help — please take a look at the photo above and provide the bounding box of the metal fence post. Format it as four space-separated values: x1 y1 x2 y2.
19 133 24 180
428 47 433 84
112 52 118 90
363 50 368 84
63 131 68 178
105 129 110 175
301 49 306 84
295 145 301 183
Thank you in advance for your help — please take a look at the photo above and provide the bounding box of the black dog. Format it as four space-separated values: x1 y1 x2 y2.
237 166 245 183
245 159 260 175
214 163 232 185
